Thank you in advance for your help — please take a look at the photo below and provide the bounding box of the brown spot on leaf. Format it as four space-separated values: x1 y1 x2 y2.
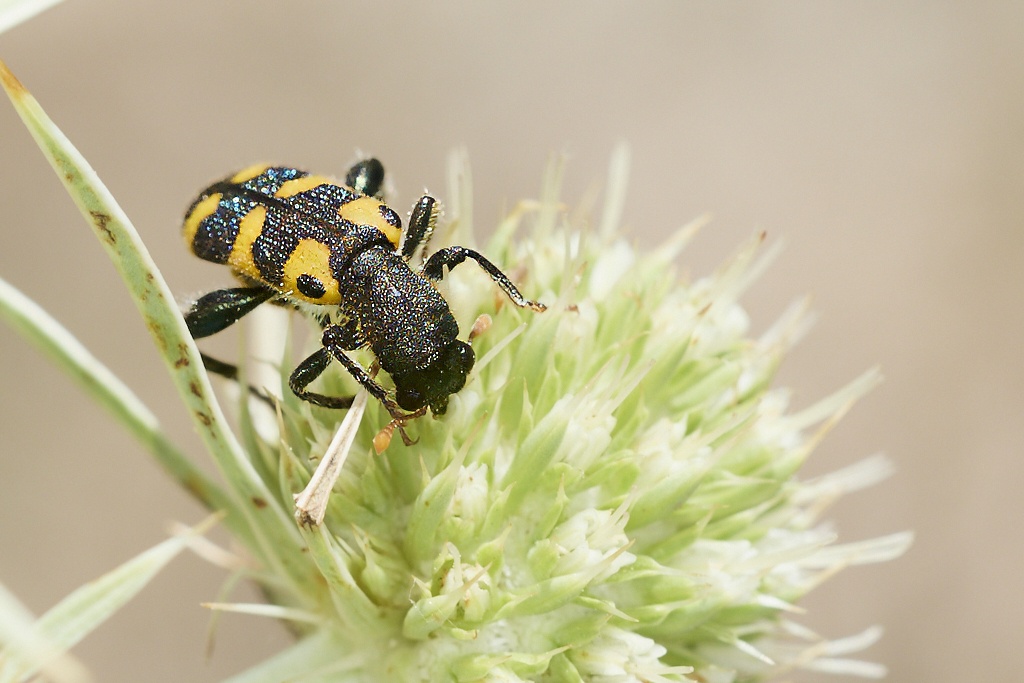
146 318 169 352
173 342 190 368
90 210 116 245
252 496 268 509
195 411 211 426
54 158 78 185
189 381 202 397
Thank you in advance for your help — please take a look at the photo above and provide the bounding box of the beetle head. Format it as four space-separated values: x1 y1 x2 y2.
392 340 475 415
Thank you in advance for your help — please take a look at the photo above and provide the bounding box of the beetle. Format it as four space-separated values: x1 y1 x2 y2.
181 158 545 433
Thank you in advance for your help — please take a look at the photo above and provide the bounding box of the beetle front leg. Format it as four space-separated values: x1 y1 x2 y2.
287 318 364 409
319 325 403 415
422 246 546 311
288 322 406 418
313 325 423 445
288 348 356 409
290 345 423 449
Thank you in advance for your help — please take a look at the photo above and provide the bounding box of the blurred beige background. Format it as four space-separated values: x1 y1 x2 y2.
1 2 1021 681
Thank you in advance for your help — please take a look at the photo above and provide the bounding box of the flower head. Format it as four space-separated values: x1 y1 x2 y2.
227 149 909 681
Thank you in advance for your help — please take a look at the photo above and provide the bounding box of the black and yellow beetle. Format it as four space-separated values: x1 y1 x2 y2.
182 159 545 429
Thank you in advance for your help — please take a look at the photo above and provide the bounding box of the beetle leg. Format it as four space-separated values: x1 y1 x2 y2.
345 158 386 198
184 286 278 401
377 406 428 449
289 347 356 409
320 329 424 446
319 325 408 416
422 246 546 311
184 286 277 339
288 322 408 422
287 319 362 409
401 196 439 262
197 353 275 407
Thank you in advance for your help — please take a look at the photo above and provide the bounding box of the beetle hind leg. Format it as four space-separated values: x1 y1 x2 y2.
184 286 278 404
184 286 277 339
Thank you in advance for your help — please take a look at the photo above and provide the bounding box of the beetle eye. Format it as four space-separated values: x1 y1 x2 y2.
396 386 425 411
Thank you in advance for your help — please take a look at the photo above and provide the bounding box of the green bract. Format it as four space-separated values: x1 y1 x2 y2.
1 58 909 683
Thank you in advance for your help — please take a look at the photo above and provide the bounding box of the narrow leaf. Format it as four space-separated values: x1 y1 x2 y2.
0 518 215 683
0 582 89 683
0 60 310 587
0 275 230 518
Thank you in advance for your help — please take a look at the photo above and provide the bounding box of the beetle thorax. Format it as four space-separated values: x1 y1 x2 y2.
338 246 460 376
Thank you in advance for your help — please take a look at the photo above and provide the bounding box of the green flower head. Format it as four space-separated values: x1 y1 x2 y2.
227 148 910 682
